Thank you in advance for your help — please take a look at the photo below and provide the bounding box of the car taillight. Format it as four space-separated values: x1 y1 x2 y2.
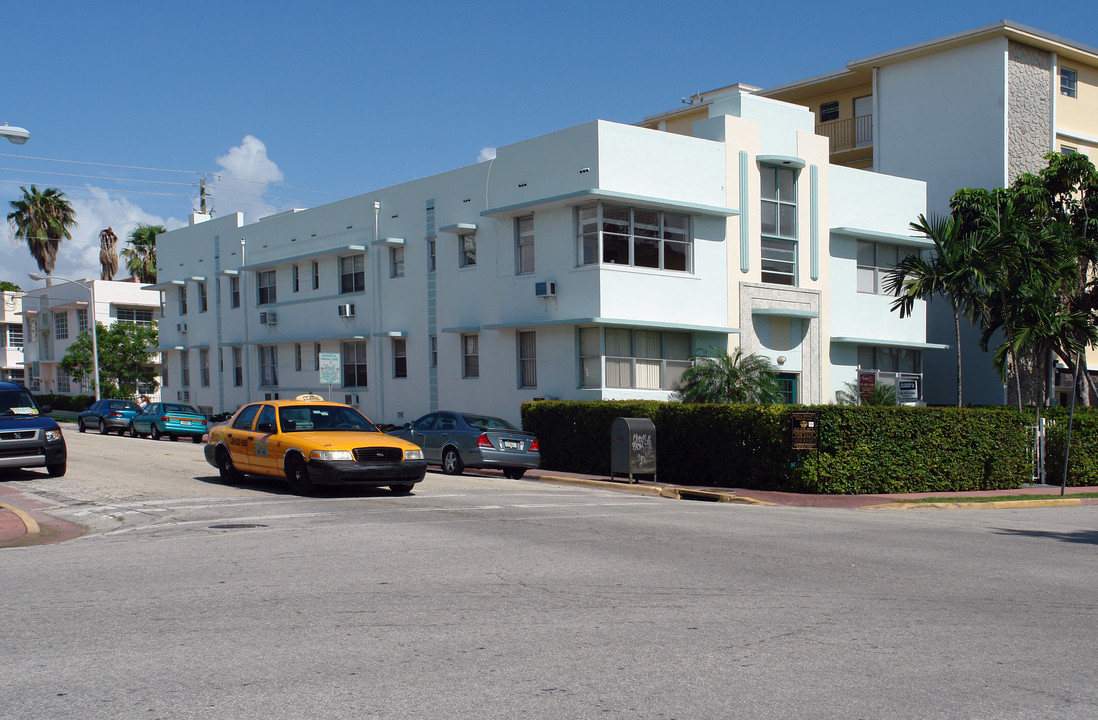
529 439 539 452
109 412 122 418
159 416 170 422
476 433 493 449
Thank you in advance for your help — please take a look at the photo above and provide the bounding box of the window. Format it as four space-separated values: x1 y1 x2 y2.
7 324 23 348
340 254 365 293
342 340 368 387
516 215 535 274
295 343 302 372
576 203 692 272
518 331 536 387
117 308 153 326
292 264 300 293
55 311 68 340
56 366 70 393
232 347 243 387
858 346 922 401
314 342 321 371
180 351 190 387
776 373 798 404
77 308 88 334
232 404 261 430
393 338 407 378
427 237 436 273
199 348 210 387
259 345 278 386
391 246 405 278
162 355 169 388
819 100 840 122
580 328 690 390
230 275 240 308
1062 145 1078 155
257 270 277 305
198 281 207 312
312 260 320 290
178 286 188 315
430 335 437 368
256 405 276 433
1061 67 1078 98
462 334 479 378
459 233 477 268
857 241 908 294
760 165 797 285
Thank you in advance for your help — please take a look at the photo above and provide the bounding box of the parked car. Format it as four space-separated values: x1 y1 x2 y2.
77 399 141 435
129 402 209 443
0 380 66 477
204 394 426 494
389 411 539 478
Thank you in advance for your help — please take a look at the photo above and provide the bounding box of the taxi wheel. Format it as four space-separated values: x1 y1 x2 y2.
390 483 414 495
286 456 313 495
151 425 163 441
216 447 244 484
441 447 464 476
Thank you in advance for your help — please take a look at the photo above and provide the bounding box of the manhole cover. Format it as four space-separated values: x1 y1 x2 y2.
208 523 268 530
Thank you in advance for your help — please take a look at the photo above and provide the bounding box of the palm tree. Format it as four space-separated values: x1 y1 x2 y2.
835 381 897 406
675 346 780 405
122 224 163 283
883 213 976 407
6 185 77 275
99 227 119 280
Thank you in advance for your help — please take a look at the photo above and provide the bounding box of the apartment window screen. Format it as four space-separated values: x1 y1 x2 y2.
77 308 88 334
1061 68 1078 98
117 308 153 326
516 216 535 274
393 338 407 378
460 234 477 268
342 340 368 387
761 165 797 285
518 331 536 388
585 328 690 390
230 276 240 308
577 203 692 272
257 270 277 305
340 255 365 294
199 348 210 387
857 241 906 294
391 247 405 278
259 345 278 386
54 311 68 340
819 101 840 122
462 334 479 378
180 350 190 387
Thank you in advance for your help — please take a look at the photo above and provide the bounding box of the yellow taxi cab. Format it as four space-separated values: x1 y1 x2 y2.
204 394 426 494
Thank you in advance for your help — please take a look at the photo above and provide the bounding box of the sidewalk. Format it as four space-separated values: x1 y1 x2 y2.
3 469 1096 548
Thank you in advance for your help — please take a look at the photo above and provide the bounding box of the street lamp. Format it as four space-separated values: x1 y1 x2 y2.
1 123 30 144
29 273 99 401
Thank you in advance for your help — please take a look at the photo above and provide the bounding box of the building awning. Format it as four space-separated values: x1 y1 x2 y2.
832 336 949 351
239 244 366 272
756 154 806 170
142 280 185 291
372 237 405 248
752 307 819 319
438 223 478 235
831 227 934 249
482 189 738 220
478 317 740 334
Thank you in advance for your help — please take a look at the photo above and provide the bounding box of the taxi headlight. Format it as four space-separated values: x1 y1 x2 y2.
310 450 354 462
45 429 63 443
404 448 424 461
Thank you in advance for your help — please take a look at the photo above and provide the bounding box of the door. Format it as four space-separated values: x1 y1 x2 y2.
224 404 262 472
777 373 799 404
854 95 872 146
250 405 281 476
407 413 439 461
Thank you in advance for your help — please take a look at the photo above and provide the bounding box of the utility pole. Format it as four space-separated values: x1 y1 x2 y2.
199 176 208 214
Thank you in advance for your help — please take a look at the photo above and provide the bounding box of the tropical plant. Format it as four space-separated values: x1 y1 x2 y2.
835 381 897 406
59 321 160 397
122 224 163 283
675 346 780 405
98 227 119 280
6 185 77 275
0 281 22 292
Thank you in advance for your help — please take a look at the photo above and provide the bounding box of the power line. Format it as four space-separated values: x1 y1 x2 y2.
0 178 196 200
0 166 196 188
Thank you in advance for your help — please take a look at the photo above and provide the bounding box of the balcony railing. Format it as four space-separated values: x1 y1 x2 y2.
815 115 873 153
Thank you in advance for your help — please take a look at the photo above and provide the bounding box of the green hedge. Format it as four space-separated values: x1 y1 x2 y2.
521 401 1033 494
33 393 96 413
1042 407 1098 486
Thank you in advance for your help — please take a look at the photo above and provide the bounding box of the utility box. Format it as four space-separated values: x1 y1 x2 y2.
610 417 657 483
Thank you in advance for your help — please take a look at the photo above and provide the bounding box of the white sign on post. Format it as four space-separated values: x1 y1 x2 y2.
319 353 341 386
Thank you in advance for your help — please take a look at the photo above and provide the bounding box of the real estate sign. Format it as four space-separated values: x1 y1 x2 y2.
319 353 341 386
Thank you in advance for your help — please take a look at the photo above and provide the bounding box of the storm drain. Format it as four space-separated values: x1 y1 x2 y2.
208 523 268 530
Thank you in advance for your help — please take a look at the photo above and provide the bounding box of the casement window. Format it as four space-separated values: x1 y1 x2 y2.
295 343 302 372
518 331 536 388
233 347 243 387
1061 67 1078 98
312 260 320 290
54 311 68 340
314 342 321 371
198 281 207 312
576 203 691 272
460 233 477 268
516 215 535 274
199 348 210 387
7 323 22 348
292 264 300 293
230 275 240 308
178 286 188 315
761 165 797 286
462 334 479 378
430 335 437 368
393 338 407 378
56 366 70 393
391 247 405 278
342 340 368 387
340 254 365 293
859 346 921 375
77 308 88 334
857 241 909 294
117 308 153 326
180 350 190 387
162 356 169 388
819 100 840 122
579 327 691 390
257 270 277 305
259 345 278 386
427 238 436 273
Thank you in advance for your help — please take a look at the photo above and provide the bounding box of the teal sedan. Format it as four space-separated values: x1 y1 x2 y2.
129 402 209 443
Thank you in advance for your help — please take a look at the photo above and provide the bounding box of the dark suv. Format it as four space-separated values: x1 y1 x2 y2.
0 381 67 477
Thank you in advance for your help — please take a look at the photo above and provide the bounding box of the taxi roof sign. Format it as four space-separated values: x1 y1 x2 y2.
294 393 325 402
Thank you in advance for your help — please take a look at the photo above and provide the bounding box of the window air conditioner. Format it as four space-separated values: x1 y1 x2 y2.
177 323 187 333
338 304 356 317
177 390 190 401
535 281 557 298
259 311 277 325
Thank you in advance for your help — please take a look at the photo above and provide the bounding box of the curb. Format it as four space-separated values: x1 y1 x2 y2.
532 474 774 505
0 502 41 536
870 498 1086 510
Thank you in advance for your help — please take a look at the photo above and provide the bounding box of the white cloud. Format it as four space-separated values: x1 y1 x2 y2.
208 135 286 220
478 147 497 163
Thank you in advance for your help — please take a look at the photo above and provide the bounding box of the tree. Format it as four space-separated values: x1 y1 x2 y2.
883 213 977 407
122 224 163 283
7 185 77 275
835 381 897 406
675 346 780 404
99 227 119 280
59 321 159 399
0 281 22 292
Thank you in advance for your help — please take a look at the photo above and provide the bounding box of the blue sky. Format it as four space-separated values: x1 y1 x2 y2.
4 0 1098 287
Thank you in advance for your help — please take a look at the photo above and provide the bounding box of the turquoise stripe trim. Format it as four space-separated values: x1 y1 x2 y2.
810 164 819 281
739 151 749 273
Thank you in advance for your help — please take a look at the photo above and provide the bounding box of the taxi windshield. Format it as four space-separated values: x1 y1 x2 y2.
279 405 379 433
0 389 39 417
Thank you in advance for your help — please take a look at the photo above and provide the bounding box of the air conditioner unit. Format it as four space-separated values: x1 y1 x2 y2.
259 311 278 325
177 323 187 333
338 303 356 317
535 281 557 298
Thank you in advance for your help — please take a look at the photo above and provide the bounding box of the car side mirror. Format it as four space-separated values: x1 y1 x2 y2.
39 404 53 415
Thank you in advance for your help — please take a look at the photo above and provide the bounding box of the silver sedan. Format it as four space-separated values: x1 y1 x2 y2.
389 411 540 478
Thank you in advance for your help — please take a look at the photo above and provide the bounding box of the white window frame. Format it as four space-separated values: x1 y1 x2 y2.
576 203 692 272
341 340 368 388
198 281 207 312
292 264 300 293
459 233 477 268
462 333 479 378
232 346 243 387
180 350 190 387
579 327 690 391
77 308 88 334
1061 67 1078 98
178 286 188 315
518 330 536 388
199 348 210 387
516 215 535 275
230 275 240 309
857 240 909 295
393 338 407 378
54 311 68 340
257 270 277 305
427 237 436 273
390 246 405 278
760 165 798 286
340 254 365 294
259 345 278 387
